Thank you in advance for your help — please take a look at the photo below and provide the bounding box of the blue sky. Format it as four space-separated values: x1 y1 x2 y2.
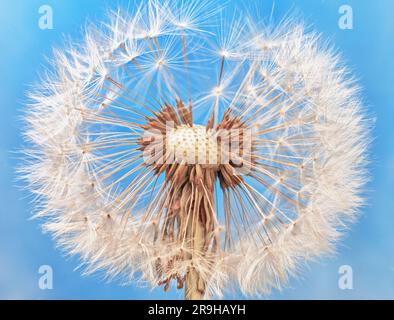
0 0 393 299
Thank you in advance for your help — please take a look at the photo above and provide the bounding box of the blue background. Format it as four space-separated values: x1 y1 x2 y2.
0 0 393 299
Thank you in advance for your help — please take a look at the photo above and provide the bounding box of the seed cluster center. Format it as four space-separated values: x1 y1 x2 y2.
167 125 219 165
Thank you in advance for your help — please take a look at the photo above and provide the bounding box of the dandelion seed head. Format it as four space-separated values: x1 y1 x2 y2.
21 0 371 299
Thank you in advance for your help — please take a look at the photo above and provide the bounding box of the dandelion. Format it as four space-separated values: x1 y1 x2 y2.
21 0 370 299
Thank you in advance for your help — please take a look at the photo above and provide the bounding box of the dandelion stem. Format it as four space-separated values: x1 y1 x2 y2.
184 190 209 300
